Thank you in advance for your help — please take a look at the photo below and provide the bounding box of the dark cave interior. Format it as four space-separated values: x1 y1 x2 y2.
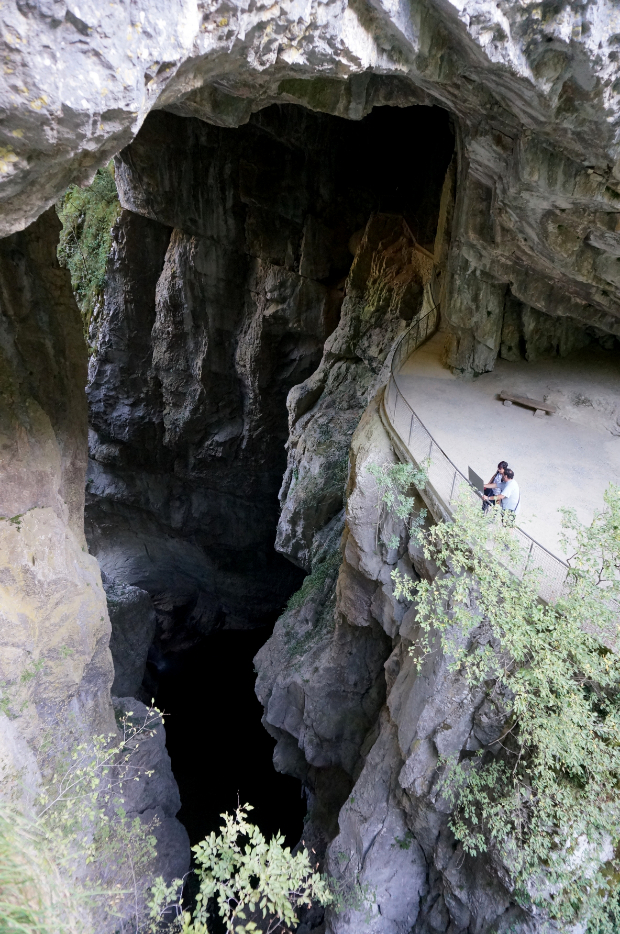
154 624 304 848
92 99 455 851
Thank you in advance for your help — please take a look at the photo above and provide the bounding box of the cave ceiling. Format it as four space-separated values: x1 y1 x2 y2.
2 0 620 365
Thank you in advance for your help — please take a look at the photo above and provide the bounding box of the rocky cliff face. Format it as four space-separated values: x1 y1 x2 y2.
252 191 533 931
0 207 110 760
254 207 440 849
4 3 620 933
4 0 620 378
257 382 533 933
323 403 528 934
0 208 189 905
85 104 451 664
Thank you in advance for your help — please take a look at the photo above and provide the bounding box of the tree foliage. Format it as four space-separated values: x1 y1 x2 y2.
367 460 427 549
149 805 332 934
389 485 620 931
0 704 163 933
2 710 336 934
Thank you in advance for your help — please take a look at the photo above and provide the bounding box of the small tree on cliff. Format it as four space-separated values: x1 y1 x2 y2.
149 804 332 934
389 485 620 932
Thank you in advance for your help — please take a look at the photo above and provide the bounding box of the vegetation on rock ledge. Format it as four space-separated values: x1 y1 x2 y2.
0 707 334 933
56 163 120 350
388 485 620 932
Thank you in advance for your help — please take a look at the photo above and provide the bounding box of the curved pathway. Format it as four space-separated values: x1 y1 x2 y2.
381 301 620 602
383 302 620 600
397 333 620 557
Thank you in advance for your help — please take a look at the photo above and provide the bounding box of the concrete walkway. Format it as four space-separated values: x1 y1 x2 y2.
396 332 620 558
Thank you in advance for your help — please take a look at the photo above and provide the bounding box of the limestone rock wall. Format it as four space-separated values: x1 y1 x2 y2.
4 2 620 931
85 104 450 652
85 107 342 638
258 392 538 934
253 204 441 889
4 0 620 376
0 207 189 904
0 206 113 755
276 211 436 571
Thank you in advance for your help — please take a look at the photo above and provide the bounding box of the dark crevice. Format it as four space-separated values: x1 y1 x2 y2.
87 99 455 859
151 623 305 848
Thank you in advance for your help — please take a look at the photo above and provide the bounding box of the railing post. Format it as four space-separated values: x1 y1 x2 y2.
524 540 534 576
449 470 457 504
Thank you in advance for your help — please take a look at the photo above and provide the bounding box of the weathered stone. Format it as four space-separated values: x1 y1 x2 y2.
277 212 435 571
5 5 620 932
0 208 114 748
104 574 157 699
327 711 428 934
0 208 188 925
5 0 620 375
112 698 190 886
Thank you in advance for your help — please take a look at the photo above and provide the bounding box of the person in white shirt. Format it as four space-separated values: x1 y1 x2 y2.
483 468 520 516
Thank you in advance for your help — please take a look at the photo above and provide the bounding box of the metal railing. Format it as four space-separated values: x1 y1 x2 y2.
383 294 569 604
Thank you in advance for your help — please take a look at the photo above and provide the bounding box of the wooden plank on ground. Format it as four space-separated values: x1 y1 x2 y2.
499 390 556 414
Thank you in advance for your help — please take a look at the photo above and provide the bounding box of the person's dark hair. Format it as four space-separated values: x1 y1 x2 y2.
498 461 509 470
504 468 514 479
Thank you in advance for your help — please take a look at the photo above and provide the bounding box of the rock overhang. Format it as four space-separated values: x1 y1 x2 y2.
4 0 620 348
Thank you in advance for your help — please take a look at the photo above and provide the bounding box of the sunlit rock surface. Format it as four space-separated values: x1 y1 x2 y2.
3 2 620 932
0 207 112 747
258 392 544 933
4 1 620 369
0 206 188 900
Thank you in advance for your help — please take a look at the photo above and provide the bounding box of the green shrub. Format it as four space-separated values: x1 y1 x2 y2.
149 804 333 934
367 460 428 549
0 705 164 934
390 487 620 932
0 804 84 934
56 163 120 348
286 548 341 614
1 712 335 934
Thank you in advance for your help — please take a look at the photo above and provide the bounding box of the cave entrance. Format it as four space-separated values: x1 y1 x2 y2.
82 98 455 849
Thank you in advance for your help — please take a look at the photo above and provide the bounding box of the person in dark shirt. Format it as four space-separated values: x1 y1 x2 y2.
483 460 508 513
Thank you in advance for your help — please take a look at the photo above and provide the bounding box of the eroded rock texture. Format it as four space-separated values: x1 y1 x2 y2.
4 0 620 379
85 104 452 660
254 184 452 916
259 395 538 934
0 207 112 757
276 210 440 572
0 208 189 899
4 3 620 933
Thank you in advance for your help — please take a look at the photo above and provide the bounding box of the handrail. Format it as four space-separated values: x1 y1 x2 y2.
383 290 569 604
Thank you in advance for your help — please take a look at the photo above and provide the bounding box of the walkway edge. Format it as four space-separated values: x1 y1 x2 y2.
382 300 569 604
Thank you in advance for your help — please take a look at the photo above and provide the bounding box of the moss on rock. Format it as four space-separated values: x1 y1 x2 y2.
56 163 120 348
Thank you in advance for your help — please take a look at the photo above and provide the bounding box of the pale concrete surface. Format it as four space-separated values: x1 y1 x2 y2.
396 332 620 558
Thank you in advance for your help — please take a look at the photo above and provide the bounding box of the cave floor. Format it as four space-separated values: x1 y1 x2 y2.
396 332 620 558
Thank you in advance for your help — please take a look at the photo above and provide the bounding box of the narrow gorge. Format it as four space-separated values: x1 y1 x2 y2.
3 2 620 932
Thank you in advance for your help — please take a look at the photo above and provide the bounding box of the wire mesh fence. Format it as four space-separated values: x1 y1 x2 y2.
385 302 569 604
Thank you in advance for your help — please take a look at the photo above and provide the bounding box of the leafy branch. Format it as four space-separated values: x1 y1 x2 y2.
388 487 620 931
149 804 333 934
367 460 428 551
